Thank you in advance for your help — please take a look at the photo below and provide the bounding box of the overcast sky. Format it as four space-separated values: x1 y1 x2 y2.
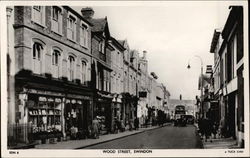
74 1 245 100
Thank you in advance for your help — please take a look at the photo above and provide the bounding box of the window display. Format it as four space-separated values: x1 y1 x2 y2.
28 95 62 133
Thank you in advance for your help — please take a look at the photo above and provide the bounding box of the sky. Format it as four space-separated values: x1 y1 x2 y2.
74 1 245 100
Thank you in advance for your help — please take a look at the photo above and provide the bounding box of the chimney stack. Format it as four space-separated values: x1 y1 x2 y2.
143 50 147 59
81 7 94 19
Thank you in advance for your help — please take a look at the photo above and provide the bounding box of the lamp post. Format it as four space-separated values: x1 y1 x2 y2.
187 55 203 119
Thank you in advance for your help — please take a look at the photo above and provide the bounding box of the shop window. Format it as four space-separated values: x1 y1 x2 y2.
32 42 44 74
64 99 87 135
28 95 62 133
51 6 62 34
32 6 45 26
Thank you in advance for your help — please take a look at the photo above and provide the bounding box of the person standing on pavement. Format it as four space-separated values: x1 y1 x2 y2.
204 118 213 142
92 116 100 139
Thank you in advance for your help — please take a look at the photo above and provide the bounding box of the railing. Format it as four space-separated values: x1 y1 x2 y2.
8 123 34 147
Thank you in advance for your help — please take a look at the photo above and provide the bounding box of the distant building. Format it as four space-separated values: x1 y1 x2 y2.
169 99 196 120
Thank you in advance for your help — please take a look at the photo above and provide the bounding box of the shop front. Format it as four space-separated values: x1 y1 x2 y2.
64 95 92 139
94 92 113 134
111 94 123 132
26 93 63 143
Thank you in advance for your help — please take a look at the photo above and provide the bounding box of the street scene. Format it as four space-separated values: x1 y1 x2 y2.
3 1 247 153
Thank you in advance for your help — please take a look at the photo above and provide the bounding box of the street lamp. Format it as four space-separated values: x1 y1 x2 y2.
187 55 204 119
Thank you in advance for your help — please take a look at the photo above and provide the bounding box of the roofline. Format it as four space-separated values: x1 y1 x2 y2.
222 6 243 40
63 6 93 26
209 30 221 53
110 37 126 51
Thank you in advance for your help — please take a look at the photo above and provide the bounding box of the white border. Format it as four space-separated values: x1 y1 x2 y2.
1 1 249 157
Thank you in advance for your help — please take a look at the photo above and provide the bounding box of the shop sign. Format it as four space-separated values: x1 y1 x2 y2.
67 94 91 100
29 89 64 97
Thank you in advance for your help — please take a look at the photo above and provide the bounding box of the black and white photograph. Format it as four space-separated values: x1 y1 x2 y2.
1 0 249 157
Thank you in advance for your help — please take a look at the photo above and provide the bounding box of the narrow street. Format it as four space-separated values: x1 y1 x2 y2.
84 125 202 149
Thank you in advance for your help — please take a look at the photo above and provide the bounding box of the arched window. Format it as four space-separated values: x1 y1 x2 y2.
32 42 44 74
52 49 61 78
81 60 87 85
68 55 75 81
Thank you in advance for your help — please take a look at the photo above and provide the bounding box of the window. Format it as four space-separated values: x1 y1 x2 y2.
68 56 75 81
99 41 104 53
32 42 43 74
32 6 45 26
52 49 61 78
67 15 76 41
51 6 62 34
81 61 87 84
227 35 236 81
80 23 88 47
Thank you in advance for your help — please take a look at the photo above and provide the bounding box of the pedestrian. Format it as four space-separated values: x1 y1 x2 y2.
134 118 139 130
212 121 218 139
203 118 213 142
92 116 99 139
70 125 78 140
198 118 204 138
120 120 125 132
129 119 134 131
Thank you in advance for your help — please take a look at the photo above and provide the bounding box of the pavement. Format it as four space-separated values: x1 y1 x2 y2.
34 124 171 149
194 123 238 149
202 137 238 149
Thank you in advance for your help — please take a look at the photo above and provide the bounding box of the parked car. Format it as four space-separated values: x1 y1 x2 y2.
184 115 195 124
174 114 187 126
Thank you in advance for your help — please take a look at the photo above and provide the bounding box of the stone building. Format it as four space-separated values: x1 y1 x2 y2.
209 6 244 147
81 7 113 134
7 6 93 145
109 36 126 132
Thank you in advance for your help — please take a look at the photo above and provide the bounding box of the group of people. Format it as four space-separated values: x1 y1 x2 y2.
198 117 219 142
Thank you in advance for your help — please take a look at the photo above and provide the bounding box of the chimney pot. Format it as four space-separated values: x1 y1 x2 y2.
81 7 94 19
143 50 147 59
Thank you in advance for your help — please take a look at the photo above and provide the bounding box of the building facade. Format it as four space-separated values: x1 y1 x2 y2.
209 6 244 147
8 6 93 145
7 6 171 147
81 7 113 134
